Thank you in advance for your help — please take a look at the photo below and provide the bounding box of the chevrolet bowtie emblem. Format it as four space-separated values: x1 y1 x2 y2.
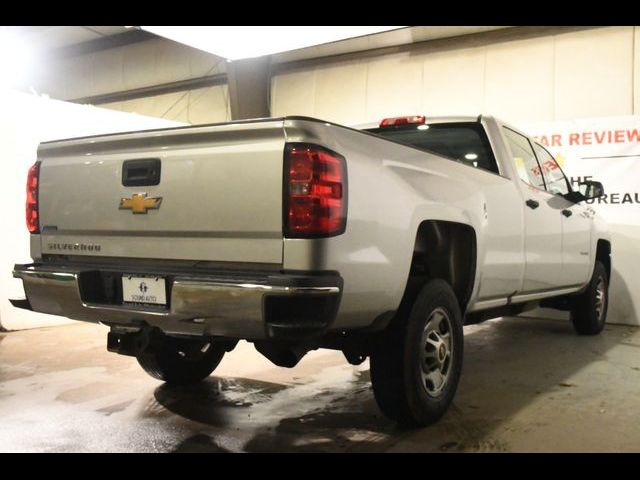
119 193 162 214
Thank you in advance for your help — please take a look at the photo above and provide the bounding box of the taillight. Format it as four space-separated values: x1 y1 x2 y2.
284 143 347 238
379 115 426 127
26 162 40 234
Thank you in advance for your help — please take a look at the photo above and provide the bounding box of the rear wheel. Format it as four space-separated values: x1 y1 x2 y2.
137 336 225 385
571 261 608 335
370 279 464 427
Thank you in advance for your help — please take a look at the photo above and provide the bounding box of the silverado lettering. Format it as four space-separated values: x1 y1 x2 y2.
47 243 101 252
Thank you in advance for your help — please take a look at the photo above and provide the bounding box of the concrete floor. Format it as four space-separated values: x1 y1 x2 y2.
1 316 640 452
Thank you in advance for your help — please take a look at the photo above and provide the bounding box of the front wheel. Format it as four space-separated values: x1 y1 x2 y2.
370 279 464 427
137 336 226 385
571 261 609 335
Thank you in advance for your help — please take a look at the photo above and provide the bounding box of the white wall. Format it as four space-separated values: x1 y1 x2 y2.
35 38 231 125
272 26 639 126
524 115 640 326
37 37 225 100
101 84 230 124
0 89 182 331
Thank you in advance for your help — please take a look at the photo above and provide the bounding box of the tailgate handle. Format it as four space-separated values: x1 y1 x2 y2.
122 159 161 186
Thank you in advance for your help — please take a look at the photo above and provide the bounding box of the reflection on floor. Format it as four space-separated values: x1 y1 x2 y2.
1 316 640 452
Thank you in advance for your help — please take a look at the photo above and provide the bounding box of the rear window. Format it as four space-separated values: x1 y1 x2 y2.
365 122 499 175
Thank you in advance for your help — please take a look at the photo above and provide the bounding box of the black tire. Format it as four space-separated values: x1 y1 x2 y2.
137 336 225 385
571 261 608 335
370 279 464 427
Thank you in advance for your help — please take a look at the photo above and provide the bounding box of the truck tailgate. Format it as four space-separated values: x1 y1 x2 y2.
37 120 285 264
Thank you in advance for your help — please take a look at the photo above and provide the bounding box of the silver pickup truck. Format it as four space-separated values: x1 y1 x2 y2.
12 114 611 426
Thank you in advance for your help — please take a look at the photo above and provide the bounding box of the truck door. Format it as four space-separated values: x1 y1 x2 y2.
533 144 592 287
502 127 564 292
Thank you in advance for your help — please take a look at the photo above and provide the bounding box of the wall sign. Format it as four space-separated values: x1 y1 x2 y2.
526 115 640 326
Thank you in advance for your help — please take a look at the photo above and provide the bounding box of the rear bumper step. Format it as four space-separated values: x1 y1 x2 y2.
12 263 342 340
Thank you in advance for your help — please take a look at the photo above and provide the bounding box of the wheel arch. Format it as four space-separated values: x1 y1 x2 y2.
595 238 611 280
400 220 477 314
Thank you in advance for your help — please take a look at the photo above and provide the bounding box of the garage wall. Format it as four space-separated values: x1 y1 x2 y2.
36 38 231 124
272 26 639 126
37 27 637 127
100 84 230 124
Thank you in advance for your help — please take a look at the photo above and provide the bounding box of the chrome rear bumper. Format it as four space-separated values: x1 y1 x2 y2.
12 263 342 340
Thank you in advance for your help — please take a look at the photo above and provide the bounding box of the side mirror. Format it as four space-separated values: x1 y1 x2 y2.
578 180 605 200
564 180 604 203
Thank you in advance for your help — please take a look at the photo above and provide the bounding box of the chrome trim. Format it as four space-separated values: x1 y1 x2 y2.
509 285 583 304
469 285 585 312
13 265 340 339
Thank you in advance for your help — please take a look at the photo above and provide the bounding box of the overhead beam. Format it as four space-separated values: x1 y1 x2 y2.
69 73 228 105
226 57 271 120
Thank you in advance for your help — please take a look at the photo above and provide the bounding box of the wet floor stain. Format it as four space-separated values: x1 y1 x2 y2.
135 362 403 452
151 377 292 428
2 319 640 452
97 399 135 416
56 381 123 404
173 433 232 453
439 441 459 451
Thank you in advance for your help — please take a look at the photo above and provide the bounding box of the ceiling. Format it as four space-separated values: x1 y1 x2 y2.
6 26 131 50
272 26 512 64
5 26 514 63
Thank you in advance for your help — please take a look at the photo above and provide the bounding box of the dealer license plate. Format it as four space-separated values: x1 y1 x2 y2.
122 276 167 305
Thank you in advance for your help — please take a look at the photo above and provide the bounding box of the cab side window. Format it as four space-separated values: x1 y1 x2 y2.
533 143 571 196
502 127 546 190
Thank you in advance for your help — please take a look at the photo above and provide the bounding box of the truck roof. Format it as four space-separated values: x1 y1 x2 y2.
352 115 486 130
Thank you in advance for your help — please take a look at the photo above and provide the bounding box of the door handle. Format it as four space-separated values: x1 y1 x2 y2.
525 199 539 209
122 158 161 187
562 209 573 217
